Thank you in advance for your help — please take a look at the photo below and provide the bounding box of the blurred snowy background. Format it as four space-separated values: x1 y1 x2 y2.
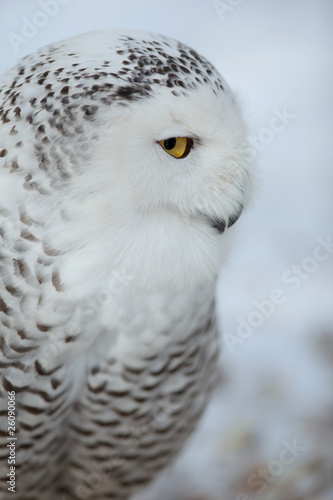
1 0 332 499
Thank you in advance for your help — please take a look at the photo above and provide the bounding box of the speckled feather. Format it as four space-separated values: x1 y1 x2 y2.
0 30 251 499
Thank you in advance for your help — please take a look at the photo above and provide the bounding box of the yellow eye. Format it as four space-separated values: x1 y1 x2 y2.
159 137 193 158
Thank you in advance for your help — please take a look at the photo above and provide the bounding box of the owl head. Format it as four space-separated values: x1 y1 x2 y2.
6 30 253 294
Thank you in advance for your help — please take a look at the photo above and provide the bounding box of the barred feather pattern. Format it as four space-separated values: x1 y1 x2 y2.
0 226 218 498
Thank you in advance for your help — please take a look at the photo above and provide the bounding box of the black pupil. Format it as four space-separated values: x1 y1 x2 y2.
164 138 177 150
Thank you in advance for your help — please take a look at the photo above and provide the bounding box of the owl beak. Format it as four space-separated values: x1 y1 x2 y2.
208 204 244 234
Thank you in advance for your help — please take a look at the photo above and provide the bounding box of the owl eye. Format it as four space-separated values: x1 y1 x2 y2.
159 137 193 158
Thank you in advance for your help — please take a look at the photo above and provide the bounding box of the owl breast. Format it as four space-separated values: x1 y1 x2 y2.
63 285 219 499
6 284 219 500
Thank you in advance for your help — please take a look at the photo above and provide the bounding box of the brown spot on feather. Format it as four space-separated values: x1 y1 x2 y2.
52 269 63 292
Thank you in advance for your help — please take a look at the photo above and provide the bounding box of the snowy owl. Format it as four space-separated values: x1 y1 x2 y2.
0 30 251 499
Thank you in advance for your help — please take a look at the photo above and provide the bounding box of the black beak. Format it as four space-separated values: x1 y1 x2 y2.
209 204 244 234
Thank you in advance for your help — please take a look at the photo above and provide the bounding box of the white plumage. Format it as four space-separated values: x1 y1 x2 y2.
0 30 252 499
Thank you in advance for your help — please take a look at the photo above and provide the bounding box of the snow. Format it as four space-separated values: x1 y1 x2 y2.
1 1 332 498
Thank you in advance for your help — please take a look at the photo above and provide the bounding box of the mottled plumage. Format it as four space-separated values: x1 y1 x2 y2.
0 30 251 499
